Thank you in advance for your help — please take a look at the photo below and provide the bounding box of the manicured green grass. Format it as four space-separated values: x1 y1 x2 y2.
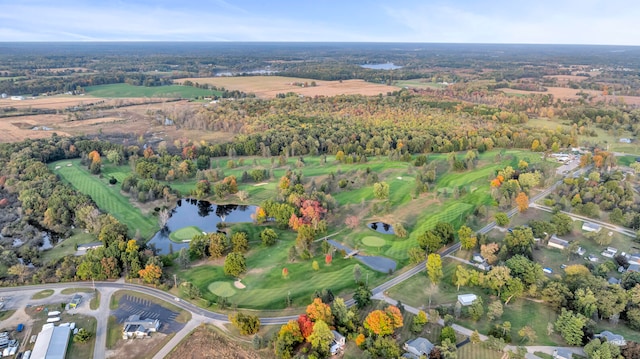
169 226 203 242
362 236 385 247
208 281 237 297
49 159 158 239
41 231 96 263
85 83 222 98
32 289 54 299
61 288 94 295
179 228 385 309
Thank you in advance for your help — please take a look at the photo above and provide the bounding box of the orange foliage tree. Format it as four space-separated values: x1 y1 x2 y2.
306 298 333 324
87 150 101 164
138 263 162 285
364 305 404 336
515 192 529 213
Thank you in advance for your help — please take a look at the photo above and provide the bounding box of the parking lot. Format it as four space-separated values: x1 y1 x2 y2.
113 295 184 333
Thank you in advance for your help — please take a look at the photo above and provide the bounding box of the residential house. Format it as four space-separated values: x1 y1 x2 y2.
10 96 24 101
575 246 586 256
403 337 434 358
553 348 573 359
457 294 478 306
122 315 160 339
582 222 601 233
602 247 618 258
595 331 626 346
620 138 632 144
330 330 345 355
588 254 599 262
477 262 492 271
628 264 640 272
472 253 485 263
548 236 569 250
0 93 7 99
608 277 621 285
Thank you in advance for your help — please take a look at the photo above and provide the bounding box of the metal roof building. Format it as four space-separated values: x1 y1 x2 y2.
31 325 70 359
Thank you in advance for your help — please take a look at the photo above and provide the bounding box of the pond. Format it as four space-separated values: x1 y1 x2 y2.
368 222 395 235
360 63 403 70
148 199 258 254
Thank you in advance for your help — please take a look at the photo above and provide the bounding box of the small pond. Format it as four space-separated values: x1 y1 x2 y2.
360 63 403 70
149 199 258 254
368 222 395 235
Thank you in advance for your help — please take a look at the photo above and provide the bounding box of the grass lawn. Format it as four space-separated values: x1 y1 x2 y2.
85 83 222 98
67 315 98 359
61 288 94 295
49 159 158 239
41 231 96 262
32 289 54 299
110 290 191 323
0 310 16 321
90 290 101 310
458 344 504 359
387 258 563 346
178 227 385 309
106 315 120 349
169 226 203 242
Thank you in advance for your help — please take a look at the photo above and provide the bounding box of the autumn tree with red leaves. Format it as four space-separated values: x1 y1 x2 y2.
297 314 314 340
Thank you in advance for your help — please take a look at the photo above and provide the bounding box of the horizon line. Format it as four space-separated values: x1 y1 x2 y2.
0 40 639 47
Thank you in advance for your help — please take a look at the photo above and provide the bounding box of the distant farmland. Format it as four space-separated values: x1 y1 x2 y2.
85 83 221 98
174 76 395 98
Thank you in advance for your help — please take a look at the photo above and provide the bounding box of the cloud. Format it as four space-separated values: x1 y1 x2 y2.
0 0 638 44
384 0 640 45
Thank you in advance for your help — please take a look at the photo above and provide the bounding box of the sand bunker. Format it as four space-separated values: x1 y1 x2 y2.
234 280 246 289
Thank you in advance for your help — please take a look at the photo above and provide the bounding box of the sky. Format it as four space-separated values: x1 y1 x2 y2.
0 0 639 45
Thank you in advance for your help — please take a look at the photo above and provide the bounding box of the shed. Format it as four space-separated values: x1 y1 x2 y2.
403 337 434 358
457 294 478 306
582 222 601 233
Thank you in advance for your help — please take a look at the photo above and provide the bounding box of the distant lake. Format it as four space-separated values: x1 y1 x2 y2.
148 199 257 254
360 63 402 70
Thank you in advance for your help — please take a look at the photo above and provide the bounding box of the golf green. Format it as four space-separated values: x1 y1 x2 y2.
208 281 237 297
169 226 203 242
362 236 386 247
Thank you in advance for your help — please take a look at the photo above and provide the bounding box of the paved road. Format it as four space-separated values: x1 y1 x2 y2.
0 163 591 357
531 203 637 238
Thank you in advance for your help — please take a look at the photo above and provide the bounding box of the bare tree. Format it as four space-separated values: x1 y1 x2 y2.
158 209 170 228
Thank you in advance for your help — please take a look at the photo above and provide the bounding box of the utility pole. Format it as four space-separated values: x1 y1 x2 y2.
173 274 178 289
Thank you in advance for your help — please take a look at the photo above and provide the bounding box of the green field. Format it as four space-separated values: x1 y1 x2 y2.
179 228 385 309
395 79 448 89
41 231 96 262
388 258 562 346
169 226 203 242
49 159 157 239
85 83 222 98
208 281 237 297
362 236 385 247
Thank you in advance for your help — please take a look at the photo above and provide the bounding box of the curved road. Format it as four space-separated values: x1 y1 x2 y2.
0 164 590 358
